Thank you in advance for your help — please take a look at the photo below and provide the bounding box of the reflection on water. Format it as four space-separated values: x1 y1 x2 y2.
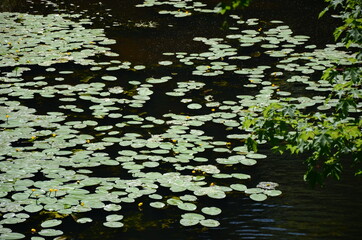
1 0 361 239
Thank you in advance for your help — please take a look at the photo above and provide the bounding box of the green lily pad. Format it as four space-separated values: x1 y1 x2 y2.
187 103 202 109
200 219 220 227
38 229 63 237
103 221 124 228
24 204 43 213
0 233 26 239
77 218 93 224
250 193 268 202
41 219 62 228
230 184 247 191
177 202 197 211
150 202 166 209
201 207 222 216
180 218 199 227
264 190 282 197
106 214 124 222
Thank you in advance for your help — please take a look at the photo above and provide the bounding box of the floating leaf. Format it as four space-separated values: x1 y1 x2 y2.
106 214 124 222
177 202 197 211
24 204 43 213
201 207 222 216
187 103 202 109
38 229 63 237
180 218 199 227
230 184 247 191
250 193 268 202
150 202 165 209
103 221 124 228
0 232 26 239
77 218 93 224
264 190 282 197
41 219 62 228
200 219 220 227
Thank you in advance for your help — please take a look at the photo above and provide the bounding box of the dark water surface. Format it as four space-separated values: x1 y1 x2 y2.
2 0 361 239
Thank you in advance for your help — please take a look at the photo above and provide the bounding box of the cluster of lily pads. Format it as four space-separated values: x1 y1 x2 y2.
136 0 221 17
158 14 359 113
0 1 360 239
0 11 284 240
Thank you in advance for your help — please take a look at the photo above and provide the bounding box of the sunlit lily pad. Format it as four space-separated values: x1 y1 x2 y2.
106 214 124 222
103 221 124 228
150 202 166 209
201 207 222 216
24 204 43 213
38 229 63 237
0 232 26 239
249 193 268 202
177 202 197 211
180 218 199 227
187 103 202 110
200 219 220 227
41 219 62 228
77 218 93 224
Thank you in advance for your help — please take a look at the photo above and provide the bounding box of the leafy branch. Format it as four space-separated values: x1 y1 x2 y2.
245 0 362 186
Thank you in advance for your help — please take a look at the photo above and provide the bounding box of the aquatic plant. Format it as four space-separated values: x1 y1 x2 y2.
0 0 360 239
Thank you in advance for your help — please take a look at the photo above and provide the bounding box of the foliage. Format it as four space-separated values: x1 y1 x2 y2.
319 0 362 50
244 103 362 185
245 0 362 186
219 0 253 14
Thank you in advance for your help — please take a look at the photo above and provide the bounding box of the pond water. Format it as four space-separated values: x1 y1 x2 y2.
0 0 361 240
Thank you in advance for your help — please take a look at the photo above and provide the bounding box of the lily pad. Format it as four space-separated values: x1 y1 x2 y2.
0 233 26 239
249 193 268 202
200 219 220 227
38 229 63 237
201 207 222 216
40 219 62 228
103 221 124 228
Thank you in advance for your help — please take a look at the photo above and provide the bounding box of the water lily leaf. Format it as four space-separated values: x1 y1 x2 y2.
150 202 165 209
177 202 197 211
194 165 220 174
246 153 267 159
181 213 205 221
249 193 268 202
0 232 26 239
41 219 62 228
201 207 222 216
1 218 26 224
11 193 28 201
212 173 232 179
245 188 264 194
232 173 251 180
38 229 63 237
104 204 122 211
264 190 282 197
134 65 146 70
240 158 257 166
180 195 197 202
187 103 202 109
30 237 45 240
159 61 173 66
180 218 199 227
76 218 93 224
230 184 247 191
103 221 124 228
200 219 220 227
24 204 43 213
106 214 124 222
